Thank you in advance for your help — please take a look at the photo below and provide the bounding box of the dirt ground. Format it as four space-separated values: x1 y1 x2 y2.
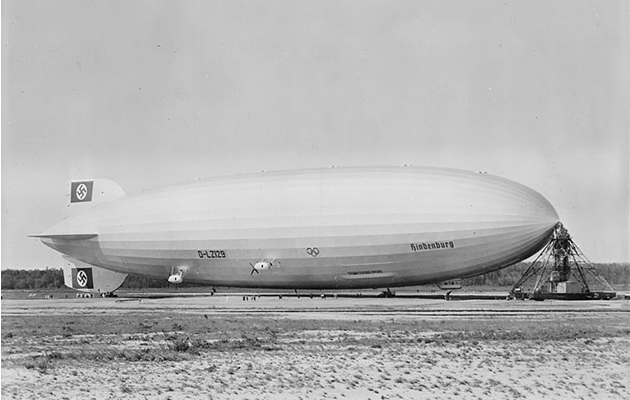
2 296 629 399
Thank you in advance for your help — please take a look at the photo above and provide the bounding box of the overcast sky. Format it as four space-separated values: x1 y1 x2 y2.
2 0 629 269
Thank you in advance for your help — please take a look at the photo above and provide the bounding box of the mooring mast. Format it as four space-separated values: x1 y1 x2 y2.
510 223 616 300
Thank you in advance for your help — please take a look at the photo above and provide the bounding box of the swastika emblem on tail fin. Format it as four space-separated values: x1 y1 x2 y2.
76 270 88 287
76 184 88 200
71 268 93 289
70 181 94 203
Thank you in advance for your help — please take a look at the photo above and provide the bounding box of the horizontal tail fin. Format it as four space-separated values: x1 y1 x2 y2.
28 233 97 240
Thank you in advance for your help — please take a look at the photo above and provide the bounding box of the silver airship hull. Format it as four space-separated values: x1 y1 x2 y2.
38 167 559 289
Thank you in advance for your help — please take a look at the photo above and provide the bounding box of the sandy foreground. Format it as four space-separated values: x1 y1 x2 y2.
2 296 629 399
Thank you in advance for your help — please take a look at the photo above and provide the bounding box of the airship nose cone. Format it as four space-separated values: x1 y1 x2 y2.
516 188 559 224
508 179 559 225
538 200 559 224
468 172 560 263
466 171 559 223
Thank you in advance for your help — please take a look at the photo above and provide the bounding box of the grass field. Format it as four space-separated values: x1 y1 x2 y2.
2 296 629 399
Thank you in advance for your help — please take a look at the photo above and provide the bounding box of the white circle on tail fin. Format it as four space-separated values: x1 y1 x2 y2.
77 270 88 287
76 184 88 201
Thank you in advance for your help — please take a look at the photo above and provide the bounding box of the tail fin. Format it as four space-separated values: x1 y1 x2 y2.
69 179 125 208
62 256 127 294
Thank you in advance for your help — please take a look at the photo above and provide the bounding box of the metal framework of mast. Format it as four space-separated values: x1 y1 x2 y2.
510 223 615 299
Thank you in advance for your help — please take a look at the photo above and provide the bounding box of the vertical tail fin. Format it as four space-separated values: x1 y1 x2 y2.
62 256 127 294
69 179 125 208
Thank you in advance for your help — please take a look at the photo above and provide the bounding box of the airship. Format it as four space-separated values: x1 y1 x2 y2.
32 166 560 294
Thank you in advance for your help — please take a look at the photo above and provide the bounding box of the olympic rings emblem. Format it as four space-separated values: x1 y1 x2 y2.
306 247 320 257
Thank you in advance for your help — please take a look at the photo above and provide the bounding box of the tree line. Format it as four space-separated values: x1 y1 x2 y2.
2 262 629 290
461 262 630 287
0 268 178 290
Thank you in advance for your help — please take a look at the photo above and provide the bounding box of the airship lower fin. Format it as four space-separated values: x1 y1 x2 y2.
69 179 125 206
61 256 128 294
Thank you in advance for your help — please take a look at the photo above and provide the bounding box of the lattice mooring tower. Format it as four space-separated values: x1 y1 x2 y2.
510 223 616 300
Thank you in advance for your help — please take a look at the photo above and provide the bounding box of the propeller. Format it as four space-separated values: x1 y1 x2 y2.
249 263 259 275
249 260 275 275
